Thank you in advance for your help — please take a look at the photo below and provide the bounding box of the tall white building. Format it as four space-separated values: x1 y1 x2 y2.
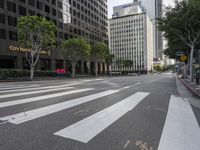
139 0 163 60
109 2 153 73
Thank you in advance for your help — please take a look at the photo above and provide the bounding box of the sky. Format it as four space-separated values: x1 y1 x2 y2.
107 0 175 18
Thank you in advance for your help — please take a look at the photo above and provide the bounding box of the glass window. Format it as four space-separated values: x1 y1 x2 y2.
37 1 43 10
28 0 35 7
19 6 26 16
7 1 16 12
9 30 17 41
52 8 56 16
51 0 56 5
8 16 17 27
19 0 26 3
0 0 4 9
58 11 62 19
45 5 50 13
0 14 5 24
58 1 62 9
0 28 6 39
28 9 35 15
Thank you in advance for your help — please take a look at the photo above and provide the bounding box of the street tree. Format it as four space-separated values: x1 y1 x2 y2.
116 59 124 73
123 60 133 72
17 16 56 80
91 43 108 77
105 51 115 75
61 38 90 78
158 0 200 81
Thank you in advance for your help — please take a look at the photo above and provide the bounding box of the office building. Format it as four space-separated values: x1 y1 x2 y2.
0 0 108 73
139 0 163 60
109 1 153 73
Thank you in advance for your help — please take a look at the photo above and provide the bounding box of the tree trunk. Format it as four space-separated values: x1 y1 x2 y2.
30 66 35 80
72 66 75 78
109 64 112 76
95 62 98 77
189 45 194 82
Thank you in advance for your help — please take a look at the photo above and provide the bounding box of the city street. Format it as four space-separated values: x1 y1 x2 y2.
0 74 200 150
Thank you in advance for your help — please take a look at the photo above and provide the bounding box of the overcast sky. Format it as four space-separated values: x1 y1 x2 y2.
107 0 175 18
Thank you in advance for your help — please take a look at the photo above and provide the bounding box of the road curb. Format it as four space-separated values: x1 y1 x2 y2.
177 76 200 99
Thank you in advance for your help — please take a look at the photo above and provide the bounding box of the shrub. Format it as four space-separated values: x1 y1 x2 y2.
0 69 70 79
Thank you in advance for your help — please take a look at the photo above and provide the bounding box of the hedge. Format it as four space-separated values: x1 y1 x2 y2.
0 69 71 79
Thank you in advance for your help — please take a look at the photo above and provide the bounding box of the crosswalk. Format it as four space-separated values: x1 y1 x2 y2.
0 80 200 149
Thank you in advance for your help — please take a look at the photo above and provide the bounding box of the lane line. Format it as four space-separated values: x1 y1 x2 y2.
0 87 74 99
0 83 82 94
0 90 118 124
0 88 93 108
54 92 149 143
158 95 200 150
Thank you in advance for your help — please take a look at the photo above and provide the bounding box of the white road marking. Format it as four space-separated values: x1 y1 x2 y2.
0 85 40 91
158 95 200 150
0 87 74 99
123 140 131 149
0 90 118 124
0 83 82 94
54 92 149 143
0 88 93 108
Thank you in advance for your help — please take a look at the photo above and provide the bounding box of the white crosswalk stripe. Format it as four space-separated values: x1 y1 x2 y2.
0 88 94 108
0 83 83 94
0 83 200 149
0 90 119 124
0 84 40 91
54 92 149 143
158 95 200 150
0 87 74 98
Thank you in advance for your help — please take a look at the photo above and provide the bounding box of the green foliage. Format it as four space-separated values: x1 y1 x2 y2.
158 0 200 58
17 15 57 51
158 0 200 81
90 43 109 62
123 60 133 68
61 38 91 62
105 53 115 65
17 15 57 79
116 59 133 69
61 38 91 77
153 65 163 72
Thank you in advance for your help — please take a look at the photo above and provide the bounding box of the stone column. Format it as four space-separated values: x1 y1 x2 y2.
63 59 67 70
16 55 23 69
81 61 84 74
99 63 103 74
87 61 91 74
51 59 55 71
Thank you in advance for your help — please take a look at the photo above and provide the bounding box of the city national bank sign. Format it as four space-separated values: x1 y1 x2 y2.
9 46 51 56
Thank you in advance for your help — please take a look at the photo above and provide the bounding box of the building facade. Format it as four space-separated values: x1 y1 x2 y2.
109 2 153 73
0 0 108 74
139 0 163 60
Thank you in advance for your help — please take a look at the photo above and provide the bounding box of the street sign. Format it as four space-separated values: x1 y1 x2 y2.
180 55 188 62
176 51 185 57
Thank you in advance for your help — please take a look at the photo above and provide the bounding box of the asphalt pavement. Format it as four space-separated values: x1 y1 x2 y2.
0 73 199 150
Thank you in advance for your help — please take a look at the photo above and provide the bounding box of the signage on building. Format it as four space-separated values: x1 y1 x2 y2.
9 46 51 56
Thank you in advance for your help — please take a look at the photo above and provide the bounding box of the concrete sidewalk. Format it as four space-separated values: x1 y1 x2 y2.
178 76 200 98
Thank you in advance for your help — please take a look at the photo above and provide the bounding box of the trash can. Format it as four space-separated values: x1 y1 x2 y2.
196 68 200 85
